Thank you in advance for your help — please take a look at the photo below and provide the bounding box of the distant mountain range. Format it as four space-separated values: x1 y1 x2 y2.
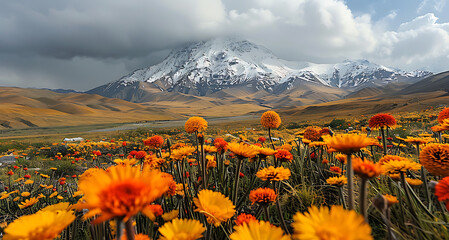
87 37 432 102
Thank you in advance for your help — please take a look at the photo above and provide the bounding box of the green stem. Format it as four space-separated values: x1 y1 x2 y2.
337 186 347 209
381 127 387 155
360 178 368 222
232 158 243 205
275 181 290 234
268 128 276 150
347 154 355 210
125 219 135 240
116 219 124 240
263 206 270 221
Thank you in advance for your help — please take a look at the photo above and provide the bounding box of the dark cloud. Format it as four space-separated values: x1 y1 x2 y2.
0 0 448 91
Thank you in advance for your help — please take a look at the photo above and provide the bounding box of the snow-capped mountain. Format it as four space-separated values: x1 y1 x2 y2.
88 37 432 100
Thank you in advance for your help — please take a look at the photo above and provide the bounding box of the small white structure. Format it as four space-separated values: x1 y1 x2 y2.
63 137 84 142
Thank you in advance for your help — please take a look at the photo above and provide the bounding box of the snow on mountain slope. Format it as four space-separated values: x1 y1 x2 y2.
90 37 432 98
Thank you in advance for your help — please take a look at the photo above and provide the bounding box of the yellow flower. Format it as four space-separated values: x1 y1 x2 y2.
323 134 374 154
18 197 39 209
79 167 104 182
193 190 235 227
326 175 348 186
24 180 34 185
171 146 196 161
309 141 326 148
74 164 171 223
21 192 30 197
0 190 18 200
50 167 57 171
114 158 138 166
260 111 281 129
382 159 421 174
72 191 83 198
230 220 290 240
14 178 24 183
292 205 373 240
4 206 75 240
57 196 64 200
40 174 49 179
185 117 208 133
256 166 291 181
254 146 277 157
40 202 72 212
162 210 179 221
406 178 423 186
159 218 206 240
203 145 217 153
206 155 217 169
13 197 20 202
404 137 432 145
228 142 259 159
49 191 58 198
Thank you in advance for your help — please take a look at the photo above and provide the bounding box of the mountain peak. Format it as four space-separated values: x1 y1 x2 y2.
89 38 432 98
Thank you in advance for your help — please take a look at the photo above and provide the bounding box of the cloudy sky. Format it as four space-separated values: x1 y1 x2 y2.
1 0 448 91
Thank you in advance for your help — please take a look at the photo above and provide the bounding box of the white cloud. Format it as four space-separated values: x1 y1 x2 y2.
372 13 449 71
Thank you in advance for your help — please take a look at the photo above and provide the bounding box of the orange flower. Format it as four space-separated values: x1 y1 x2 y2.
378 155 408 165
260 111 281 129
275 149 293 163
235 213 257 226
146 204 163 221
74 165 171 223
438 107 449 124
335 154 347 164
249 188 277 206
383 194 399 207
323 134 373 154
303 126 322 141
368 113 396 129
185 117 208 133
143 135 164 149
420 143 449 176
256 166 291 181
353 158 383 179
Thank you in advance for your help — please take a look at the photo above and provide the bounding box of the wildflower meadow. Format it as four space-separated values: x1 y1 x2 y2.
2 107 449 240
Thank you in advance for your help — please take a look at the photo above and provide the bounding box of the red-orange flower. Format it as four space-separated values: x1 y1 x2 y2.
275 149 293 163
330 166 342 174
435 177 449 210
438 107 449 124
143 135 164 149
214 138 228 154
353 158 383 179
369 113 396 129
235 213 257 226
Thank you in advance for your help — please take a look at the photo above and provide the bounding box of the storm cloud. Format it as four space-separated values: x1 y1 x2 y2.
0 0 448 90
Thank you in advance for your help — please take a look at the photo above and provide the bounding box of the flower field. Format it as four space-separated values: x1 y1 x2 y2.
1 107 449 240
